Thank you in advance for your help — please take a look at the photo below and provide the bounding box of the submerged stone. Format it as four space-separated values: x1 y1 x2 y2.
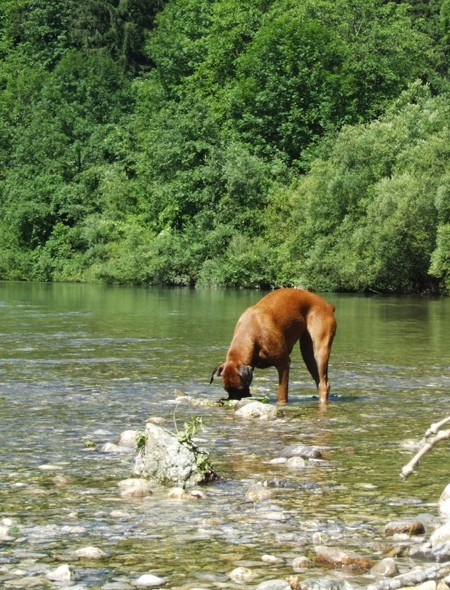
384 519 425 536
73 545 106 559
235 401 278 421
118 478 153 499
315 545 375 572
229 566 255 583
255 579 291 590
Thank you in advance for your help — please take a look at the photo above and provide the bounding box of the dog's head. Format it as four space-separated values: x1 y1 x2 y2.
210 361 253 399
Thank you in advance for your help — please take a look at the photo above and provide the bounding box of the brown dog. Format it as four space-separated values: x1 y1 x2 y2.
210 288 337 404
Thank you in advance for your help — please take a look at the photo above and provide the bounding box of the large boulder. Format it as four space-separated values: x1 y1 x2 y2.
133 423 215 489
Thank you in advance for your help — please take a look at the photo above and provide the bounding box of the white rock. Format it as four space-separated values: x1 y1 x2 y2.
134 573 167 587
439 484 450 518
430 523 450 548
286 456 306 469
292 555 313 571
46 564 73 582
439 498 450 518
229 566 255 583
73 546 106 559
261 554 284 563
235 401 277 421
0 525 12 540
119 430 138 448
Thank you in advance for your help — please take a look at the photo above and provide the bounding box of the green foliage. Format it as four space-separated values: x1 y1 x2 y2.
275 82 450 293
0 0 449 293
136 430 148 450
176 416 216 481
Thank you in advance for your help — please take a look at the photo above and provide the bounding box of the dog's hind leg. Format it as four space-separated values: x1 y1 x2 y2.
300 331 320 393
300 327 334 403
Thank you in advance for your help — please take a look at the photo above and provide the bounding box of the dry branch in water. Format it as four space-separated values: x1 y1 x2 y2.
400 415 450 479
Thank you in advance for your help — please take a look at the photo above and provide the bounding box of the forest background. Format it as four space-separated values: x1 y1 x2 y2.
1 0 450 293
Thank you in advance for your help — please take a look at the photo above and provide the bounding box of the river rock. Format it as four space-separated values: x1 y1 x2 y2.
255 579 291 590
430 523 450 548
133 573 167 587
246 483 275 502
101 442 132 453
300 577 355 590
280 445 323 459
119 478 153 498
235 401 278 421
384 519 425 536
229 566 255 583
286 456 306 469
133 423 214 488
46 564 73 582
408 542 434 561
370 557 399 577
438 484 450 518
119 430 138 448
0 524 13 541
315 545 375 572
73 545 106 559
292 555 314 571
262 554 284 563
432 542 450 561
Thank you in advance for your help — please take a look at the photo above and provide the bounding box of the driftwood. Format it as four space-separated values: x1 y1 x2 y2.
400 415 450 479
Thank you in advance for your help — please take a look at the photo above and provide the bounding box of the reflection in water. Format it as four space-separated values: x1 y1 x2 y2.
0 283 449 587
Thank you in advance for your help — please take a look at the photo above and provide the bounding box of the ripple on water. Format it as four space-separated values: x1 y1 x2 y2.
1 285 449 588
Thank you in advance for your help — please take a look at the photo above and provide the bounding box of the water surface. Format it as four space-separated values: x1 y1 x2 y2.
0 283 449 588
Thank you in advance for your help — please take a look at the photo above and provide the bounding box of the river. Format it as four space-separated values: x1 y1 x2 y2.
0 282 449 589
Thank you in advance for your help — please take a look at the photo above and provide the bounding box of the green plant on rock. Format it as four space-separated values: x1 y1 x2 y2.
176 416 216 482
136 430 148 450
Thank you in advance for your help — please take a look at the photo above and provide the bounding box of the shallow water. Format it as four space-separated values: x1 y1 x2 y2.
1 282 449 588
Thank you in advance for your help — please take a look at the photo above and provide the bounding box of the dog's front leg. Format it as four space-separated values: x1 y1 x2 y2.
277 360 290 404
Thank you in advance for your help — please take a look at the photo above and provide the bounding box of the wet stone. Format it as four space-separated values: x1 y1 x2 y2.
255 579 291 590
285 456 306 469
430 523 450 548
409 542 434 561
228 566 254 583
246 483 275 502
73 546 107 559
315 545 375 572
300 577 355 590
46 564 73 582
384 519 426 536
280 445 323 459
118 430 138 448
118 478 153 499
133 574 167 587
370 557 399 577
4 576 52 588
292 555 314 571
432 542 450 561
235 401 278 421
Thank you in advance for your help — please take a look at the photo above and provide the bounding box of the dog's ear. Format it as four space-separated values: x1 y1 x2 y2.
238 364 253 386
210 364 224 384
